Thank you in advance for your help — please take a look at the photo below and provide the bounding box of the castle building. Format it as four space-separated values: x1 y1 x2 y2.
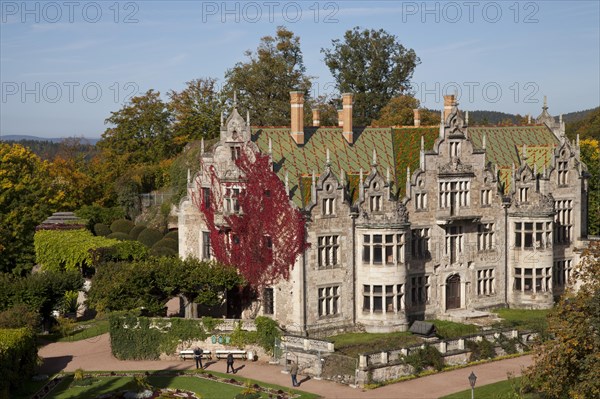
179 92 590 335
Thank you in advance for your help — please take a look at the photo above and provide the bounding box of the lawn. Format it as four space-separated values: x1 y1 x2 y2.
492 308 550 333
40 318 110 344
42 372 318 399
327 331 423 357
440 376 542 399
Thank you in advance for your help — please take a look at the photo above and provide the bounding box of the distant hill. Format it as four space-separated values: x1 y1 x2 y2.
467 110 525 125
0 135 100 145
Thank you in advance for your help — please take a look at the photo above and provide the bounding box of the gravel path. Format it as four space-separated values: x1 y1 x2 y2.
38 333 532 399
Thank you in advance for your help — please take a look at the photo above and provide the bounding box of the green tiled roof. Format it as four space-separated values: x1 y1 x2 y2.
252 124 558 207
253 126 439 207
469 126 558 192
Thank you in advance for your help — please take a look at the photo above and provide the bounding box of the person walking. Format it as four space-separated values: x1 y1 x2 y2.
193 347 203 369
226 352 235 373
289 361 299 387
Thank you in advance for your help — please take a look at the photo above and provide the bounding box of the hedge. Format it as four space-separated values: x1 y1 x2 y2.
0 328 38 397
164 230 178 240
109 314 214 360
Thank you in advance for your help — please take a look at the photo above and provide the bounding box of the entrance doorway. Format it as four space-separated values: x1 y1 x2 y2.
446 274 461 310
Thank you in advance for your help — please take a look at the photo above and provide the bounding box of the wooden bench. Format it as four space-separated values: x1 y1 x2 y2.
215 349 247 360
179 350 212 360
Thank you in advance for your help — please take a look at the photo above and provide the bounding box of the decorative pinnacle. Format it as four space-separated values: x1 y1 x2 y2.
466 110 469 124
372 148 377 166
220 111 224 127
201 138 205 155
577 133 580 147
233 91 237 108
247 110 250 126
285 172 289 193
482 133 486 149
386 167 390 184
359 168 364 186
312 170 316 186
543 95 548 110
187 168 191 184
326 148 331 165
268 138 272 154
420 135 424 151
340 169 346 186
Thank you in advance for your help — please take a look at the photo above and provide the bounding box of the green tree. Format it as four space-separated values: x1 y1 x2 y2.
580 139 600 236
168 77 222 147
87 258 242 317
158 257 243 318
0 143 59 274
0 270 83 325
98 90 174 165
526 241 600 398
322 27 420 126
224 26 312 126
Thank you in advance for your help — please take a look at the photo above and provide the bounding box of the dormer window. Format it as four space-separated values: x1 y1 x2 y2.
370 195 382 212
519 187 529 203
323 198 335 216
557 161 568 185
231 146 241 161
449 141 460 158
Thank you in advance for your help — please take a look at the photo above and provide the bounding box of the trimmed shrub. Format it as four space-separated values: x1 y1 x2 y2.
0 328 38 397
164 230 178 240
110 219 135 235
149 246 177 257
106 232 132 241
93 223 111 237
138 228 163 248
129 225 146 240
153 238 178 252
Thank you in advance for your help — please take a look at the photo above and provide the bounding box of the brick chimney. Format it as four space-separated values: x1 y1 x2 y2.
413 109 421 127
290 91 304 145
342 93 353 144
312 109 320 127
338 109 343 127
443 94 455 123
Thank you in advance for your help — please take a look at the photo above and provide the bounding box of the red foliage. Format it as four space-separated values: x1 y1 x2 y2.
193 148 309 292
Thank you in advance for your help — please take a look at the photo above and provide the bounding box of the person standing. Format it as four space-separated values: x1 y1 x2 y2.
226 352 235 373
289 361 299 387
193 347 204 369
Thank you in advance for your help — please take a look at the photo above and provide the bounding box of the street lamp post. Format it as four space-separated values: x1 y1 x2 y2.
468 371 477 399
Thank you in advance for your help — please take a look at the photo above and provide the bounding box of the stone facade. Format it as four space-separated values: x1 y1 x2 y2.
179 92 589 335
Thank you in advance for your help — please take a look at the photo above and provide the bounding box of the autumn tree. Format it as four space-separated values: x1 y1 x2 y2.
526 241 600 398
0 143 60 274
224 26 312 126
194 148 309 298
322 27 420 126
168 77 222 147
371 95 441 127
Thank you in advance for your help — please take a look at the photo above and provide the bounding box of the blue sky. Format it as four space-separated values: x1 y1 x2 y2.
1 0 599 138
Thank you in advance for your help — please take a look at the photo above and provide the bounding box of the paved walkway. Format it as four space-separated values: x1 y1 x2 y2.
38 334 532 399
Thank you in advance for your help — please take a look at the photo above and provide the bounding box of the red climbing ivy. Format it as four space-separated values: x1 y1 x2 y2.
193 147 309 293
